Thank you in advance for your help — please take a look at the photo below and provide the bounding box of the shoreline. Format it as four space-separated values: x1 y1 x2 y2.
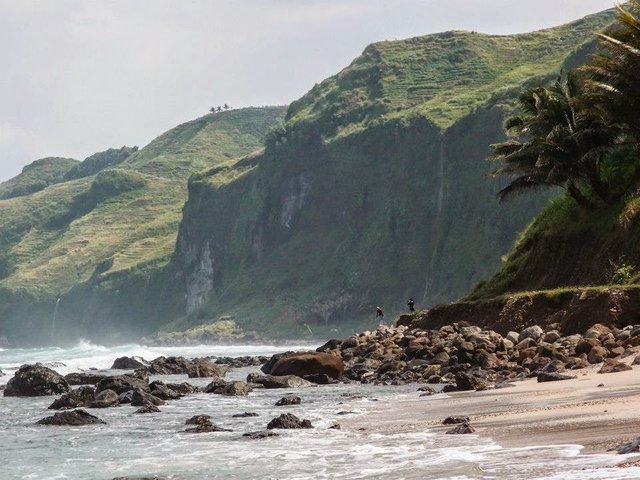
343 363 640 463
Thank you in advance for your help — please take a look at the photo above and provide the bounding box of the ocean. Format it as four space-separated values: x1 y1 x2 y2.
1 342 639 480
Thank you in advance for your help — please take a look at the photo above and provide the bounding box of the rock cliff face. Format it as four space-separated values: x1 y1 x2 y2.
160 12 616 338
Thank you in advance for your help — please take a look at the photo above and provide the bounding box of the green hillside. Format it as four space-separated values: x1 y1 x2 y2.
155 11 615 340
0 107 286 344
0 157 79 200
286 11 613 134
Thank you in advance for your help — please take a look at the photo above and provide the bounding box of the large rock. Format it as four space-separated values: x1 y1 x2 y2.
266 352 344 379
246 373 315 389
275 395 301 406
149 382 182 400
219 381 253 396
131 388 165 407
111 357 146 370
266 413 313 429
96 374 149 395
146 356 192 375
598 359 633 374
4 364 70 397
36 409 106 426
64 372 107 386
90 389 119 408
187 360 228 378
537 372 575 383
519 325 544 342
48 386 96 410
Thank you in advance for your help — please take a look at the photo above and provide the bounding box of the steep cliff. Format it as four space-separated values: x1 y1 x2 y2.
162 11 615 338
0 107 286 345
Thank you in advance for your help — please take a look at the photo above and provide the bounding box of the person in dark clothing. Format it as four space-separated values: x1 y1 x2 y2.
407 298 415 313
376 306 385 325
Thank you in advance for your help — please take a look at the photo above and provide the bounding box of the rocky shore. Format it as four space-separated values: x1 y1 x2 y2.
4 319 640 478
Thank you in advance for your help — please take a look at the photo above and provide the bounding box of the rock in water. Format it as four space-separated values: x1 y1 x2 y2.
96 375 149 395
4 364 70 397
232 412 259 418
186 415 211 425
48 386 96 410
131 388 165 407
445 422 475 434
267 413 313 429
90 389 119 408
243 430 280 439
64 372 106 386
37 409 106 426
219 381 253 396
264 352 344 379
111 357 146 370
275 395 301 406
187 360 228 378
246 373 315 389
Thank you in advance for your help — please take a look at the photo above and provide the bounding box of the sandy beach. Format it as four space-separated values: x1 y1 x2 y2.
344 362 640 463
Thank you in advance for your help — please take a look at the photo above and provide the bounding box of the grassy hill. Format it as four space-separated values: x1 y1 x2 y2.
156 10 615 340
0 107 286 344
0 157 80 200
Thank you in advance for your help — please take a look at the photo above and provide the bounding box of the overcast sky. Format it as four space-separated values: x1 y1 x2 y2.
0 0 617 181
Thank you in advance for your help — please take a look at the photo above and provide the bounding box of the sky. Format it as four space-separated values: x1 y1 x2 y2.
0 0 617 181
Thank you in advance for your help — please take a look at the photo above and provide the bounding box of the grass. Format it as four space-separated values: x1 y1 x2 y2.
286 10 614 135
0 157 79 200
0 107 286 299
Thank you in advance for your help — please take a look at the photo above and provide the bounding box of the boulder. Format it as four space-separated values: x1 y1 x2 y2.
233 412 259 418
536 372 575 383
587 346 608 364
442 416 470 425
187 360 228 379
264 352 344 379
36 409 106 426
48 386 96 410
267 413 313 429
186 415 211 425
149 382 182 400
64 372 106 386
184 417 232 433
96 375 149 395
90 389 119 408
4 364 70 397
111 357 146 370
219 381 253 396
519 325 544 342
246 373 315 389
446 422 476 434
598 359 633 374
584 324 611 340
131 388 165 407
275 395 301 406
146 356 192 375
165 382 198 395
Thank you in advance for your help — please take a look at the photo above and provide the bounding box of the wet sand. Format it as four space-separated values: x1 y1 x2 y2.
344 362 640 461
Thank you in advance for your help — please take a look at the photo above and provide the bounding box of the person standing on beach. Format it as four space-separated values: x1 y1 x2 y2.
407 298 415 313
376 306 385 326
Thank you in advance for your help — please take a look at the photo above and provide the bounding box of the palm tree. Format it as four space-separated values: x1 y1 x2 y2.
490 73 616 209
581 1 640 143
